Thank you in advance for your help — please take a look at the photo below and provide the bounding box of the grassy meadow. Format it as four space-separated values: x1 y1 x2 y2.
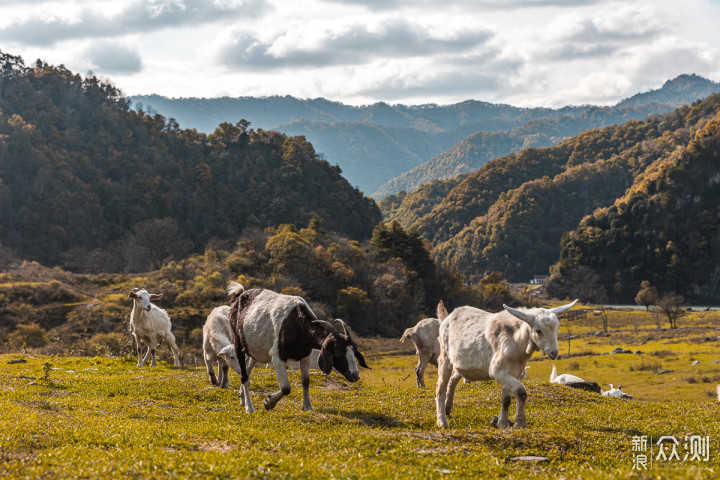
1 306 720 479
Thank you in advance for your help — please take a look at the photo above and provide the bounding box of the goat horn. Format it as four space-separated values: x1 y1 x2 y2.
337 319 350 336
312 320 341 338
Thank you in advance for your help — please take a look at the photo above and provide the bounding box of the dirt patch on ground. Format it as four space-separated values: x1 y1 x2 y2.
198 441 234 453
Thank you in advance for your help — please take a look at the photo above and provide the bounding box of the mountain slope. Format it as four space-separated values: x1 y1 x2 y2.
374 101 695 198
381 94 720 300
547 97 720 302
133 76 720 196
0 53 381 271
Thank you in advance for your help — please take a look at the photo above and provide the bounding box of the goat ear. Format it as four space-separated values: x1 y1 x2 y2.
549 299 578 316
503 304 534 325
149 293 163 301
437 300 449 321
128 290 137 299
318 338 334 375
218 345 235 356
355 350 370 369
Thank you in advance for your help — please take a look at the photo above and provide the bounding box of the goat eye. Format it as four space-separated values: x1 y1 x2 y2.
536 329 543 335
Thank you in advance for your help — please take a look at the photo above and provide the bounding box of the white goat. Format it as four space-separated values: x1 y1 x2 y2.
550 364 585 384
717 384 720 403
602 384 634 399
400 300 450 388
436 300 577 429
128 287 181 367
227 283 369 413
550 364 602 393
203 305 244 388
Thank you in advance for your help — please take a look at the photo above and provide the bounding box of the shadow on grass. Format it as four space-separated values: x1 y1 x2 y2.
317 407 406 428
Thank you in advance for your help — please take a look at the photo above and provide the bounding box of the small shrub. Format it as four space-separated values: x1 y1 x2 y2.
188 328 203 346
629 359 661 372
650 349 675 358
568 361 580 371
89 332 131 357
8 324 48 349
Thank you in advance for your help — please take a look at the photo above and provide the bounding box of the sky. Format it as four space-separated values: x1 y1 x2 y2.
1 0 719 107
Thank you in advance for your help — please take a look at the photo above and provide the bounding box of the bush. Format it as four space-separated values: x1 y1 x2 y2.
89 332 131 357
8 324 48 349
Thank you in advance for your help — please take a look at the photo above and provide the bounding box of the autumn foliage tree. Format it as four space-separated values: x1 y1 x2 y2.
635 281 658 311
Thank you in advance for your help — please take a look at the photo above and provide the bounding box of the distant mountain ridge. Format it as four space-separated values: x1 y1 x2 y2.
380 93 720 302
131 75 720 196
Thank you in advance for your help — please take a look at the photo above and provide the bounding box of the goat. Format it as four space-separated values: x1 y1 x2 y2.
287 318 351 371
227 282 369 413
127 287 181 367
602 384 634 399
400 301 451 387
202 305 244 388
549 365 601 393
717 385 720 403
549 364 584 384
435 300 577 429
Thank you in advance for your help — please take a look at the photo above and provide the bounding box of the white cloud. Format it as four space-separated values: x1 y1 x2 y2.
86 41 143 74
0 0 269 46
0 0 719 106
218 18 495 69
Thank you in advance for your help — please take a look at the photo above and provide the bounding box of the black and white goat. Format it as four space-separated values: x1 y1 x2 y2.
227 282 369 413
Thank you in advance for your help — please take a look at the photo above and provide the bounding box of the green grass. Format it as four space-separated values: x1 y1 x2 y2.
1 345 719 479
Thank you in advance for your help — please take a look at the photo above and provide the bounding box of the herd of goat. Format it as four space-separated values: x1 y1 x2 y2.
128 285 640 429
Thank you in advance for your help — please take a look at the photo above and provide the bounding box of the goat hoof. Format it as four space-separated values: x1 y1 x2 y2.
263 396 275 410
437 418 449 428
302 405 314 412
492 416 514 429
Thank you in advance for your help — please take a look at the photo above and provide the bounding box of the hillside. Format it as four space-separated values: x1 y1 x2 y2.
0 53 381 271
375 100 700 198
548 98 720 303
132 94 583 194
381 94 720 302
133 75 720 196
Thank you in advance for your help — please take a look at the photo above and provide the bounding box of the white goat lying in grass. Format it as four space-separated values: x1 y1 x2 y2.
550 364 601 394
436 300 577 429
400 301 448 388
203 305 244 388
128 287 181 367
550 364 584 384
602 384 634 399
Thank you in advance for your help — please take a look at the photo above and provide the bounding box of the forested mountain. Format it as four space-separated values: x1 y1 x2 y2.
375 100 704 198
0 52 381 272
380 94 720 302
547 97 720 303
133 75 720 196
131 94 583 194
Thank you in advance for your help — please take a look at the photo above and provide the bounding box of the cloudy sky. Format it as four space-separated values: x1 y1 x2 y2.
1 0 719 107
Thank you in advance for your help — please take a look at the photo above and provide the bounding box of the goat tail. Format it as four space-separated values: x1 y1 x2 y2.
436 300 449 322
227 282 245 299
550 364 557 383
400 327 415 343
